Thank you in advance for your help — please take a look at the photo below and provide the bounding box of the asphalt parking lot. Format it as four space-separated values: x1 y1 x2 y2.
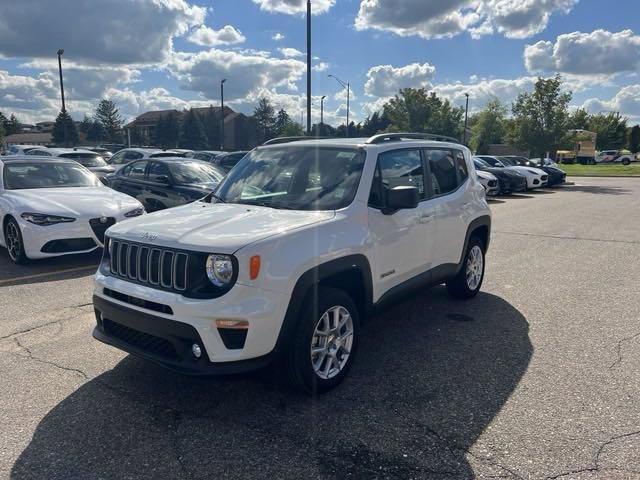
1 177 639 480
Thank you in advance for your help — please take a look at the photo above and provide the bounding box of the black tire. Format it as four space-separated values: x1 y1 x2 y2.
622 158 631 166
285 287 360 395
4 217 29 265
446 236 485 300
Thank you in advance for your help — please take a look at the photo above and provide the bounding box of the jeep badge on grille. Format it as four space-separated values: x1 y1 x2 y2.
141 232 159 242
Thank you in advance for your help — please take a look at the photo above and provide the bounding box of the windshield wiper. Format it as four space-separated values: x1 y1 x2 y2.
203 192 225 203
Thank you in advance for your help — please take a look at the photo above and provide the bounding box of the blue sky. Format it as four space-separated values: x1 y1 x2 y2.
1 0 639 125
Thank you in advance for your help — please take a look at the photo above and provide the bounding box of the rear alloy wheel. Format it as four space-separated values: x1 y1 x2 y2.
286 287 359 394
4 218 28 265
446 237 485 299
622 158 631 166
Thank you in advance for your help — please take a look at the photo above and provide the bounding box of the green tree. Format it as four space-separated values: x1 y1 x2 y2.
179 109 208 149
203 106 221 150
253 97 276 143
274 109 293 136
470 99 507 154
361 111 391 136
588 112 627 150
79 115 92 134
566 108 590 130
628 125 640 153
383 88 463 138
0 117 4 146
86 120 104 143
281 121 304 137
52 110 79 146
154 112 180 148
6 114 21 135
94 99 123 143
509 75 572 158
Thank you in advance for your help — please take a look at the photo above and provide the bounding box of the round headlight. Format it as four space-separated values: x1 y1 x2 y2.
206 254 234 287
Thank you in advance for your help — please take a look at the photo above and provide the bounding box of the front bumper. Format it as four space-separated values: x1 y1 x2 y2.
93 271 290 369
21 215 119 259
93 295 273 375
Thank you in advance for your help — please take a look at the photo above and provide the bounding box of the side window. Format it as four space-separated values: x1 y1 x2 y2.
147 162 171 183
454 150 468 184
426 149 458 197
369 149 426 207
110 152 126 165
128 161 149 180
120 163 133 176
124 151 143 162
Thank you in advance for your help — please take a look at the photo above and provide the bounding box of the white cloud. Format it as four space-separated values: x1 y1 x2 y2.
167 48 306 101
364 63 436 97
582 85 640 121
525 30 640 76
188 25 246 47
355 0 577 40
279 48 304 58
272 33 286 41
313 62 330 72
252 0 336 15
0 0 205 64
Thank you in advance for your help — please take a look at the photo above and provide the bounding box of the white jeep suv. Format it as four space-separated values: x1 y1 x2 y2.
92 133 491 393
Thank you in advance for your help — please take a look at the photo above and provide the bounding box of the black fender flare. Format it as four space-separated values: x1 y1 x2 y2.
455 215 492 273
274 254 373 354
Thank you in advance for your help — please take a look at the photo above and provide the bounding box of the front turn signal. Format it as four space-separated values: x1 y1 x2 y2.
249 255 261 280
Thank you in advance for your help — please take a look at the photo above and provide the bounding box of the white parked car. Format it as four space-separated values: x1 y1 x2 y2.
0 157 144 264
26 147 115 181
476 170 499 196
108 148 186 171
477 156 548 189
93 133 492 393
4 145 42 156
595 150 636 165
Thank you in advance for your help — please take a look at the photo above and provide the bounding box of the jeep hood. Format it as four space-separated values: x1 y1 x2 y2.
106 202 335 253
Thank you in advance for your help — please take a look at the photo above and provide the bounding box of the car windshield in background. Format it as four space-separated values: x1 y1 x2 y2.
3 163 101 189
474 159 490 168
482 157 505 167
169 162 225 185
60 153 108 167
216 147 365 211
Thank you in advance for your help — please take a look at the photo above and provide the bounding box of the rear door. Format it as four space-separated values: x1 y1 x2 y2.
367 148 435 298
426 148 473 267
113 160 149 203
145 161 179 210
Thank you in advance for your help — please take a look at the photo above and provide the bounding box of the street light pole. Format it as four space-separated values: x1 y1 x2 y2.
328 74 350 138
306 0 312 136
320 95 326 136
220 79 226 151
57 49 66 113
463 93 469 146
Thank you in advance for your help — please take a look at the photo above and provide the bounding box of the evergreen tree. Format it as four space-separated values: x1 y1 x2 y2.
153 112 180 148
361 111 391 136
254 97 276 143
6 114 21 135
628 125 640 154
128 126 145 146
179 109 208 149
0 117 4 146
274 109 292 136
87 120 104 143
94 99 123 143
79 115 92 134
52 110 79 146
588 112 628 150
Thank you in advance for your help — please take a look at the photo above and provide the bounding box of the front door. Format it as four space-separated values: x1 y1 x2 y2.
367 148 436 301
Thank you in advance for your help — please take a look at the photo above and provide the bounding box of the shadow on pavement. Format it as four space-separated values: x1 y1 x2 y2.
11 288 532 479
561 184 631 196
0 250 101 286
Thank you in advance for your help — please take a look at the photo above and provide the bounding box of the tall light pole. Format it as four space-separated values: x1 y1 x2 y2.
306 0 312 136
463 92 469 146
328 74 350 137
320 95 326 136
57 49 66 113
220 79 226 151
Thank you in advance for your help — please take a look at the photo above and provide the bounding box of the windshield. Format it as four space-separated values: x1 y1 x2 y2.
60 153 108 167
169 162 225 185
215 147 365 211
474 158 490 168
3 162 101 189
481 157 505 167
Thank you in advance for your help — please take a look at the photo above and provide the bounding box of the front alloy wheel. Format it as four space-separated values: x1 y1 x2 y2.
465 245 484 291
286 287 359 394
446 236 485 299
4 218 28 264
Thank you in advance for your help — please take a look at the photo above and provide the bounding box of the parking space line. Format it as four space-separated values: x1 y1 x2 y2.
0 265 98 286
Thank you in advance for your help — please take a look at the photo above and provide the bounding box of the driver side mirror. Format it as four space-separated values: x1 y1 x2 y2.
384 186 419 214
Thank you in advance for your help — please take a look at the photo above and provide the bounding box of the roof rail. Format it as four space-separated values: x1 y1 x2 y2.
262 136 331 146
365 132 462 145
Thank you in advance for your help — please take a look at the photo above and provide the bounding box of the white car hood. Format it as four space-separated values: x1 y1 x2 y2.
476 170 497 181
106 202 336 254
7 187 141 218
506 166 544 177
